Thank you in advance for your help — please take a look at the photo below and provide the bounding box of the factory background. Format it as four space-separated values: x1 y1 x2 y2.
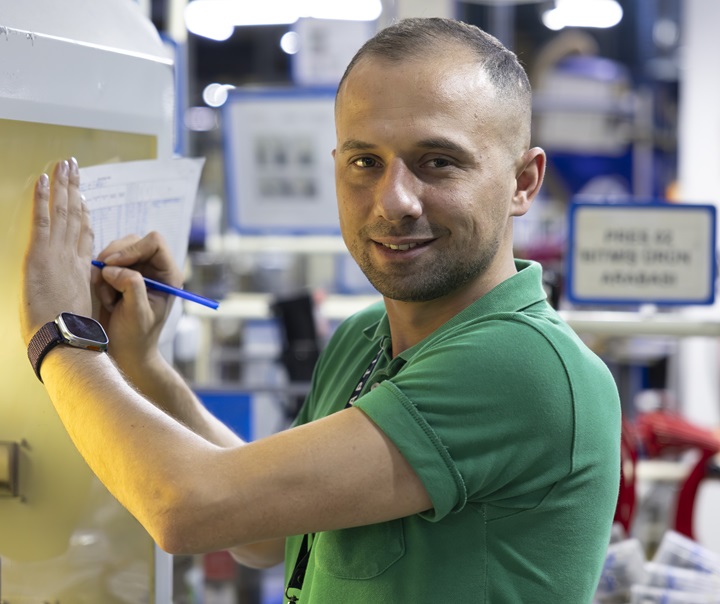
2 0 720 602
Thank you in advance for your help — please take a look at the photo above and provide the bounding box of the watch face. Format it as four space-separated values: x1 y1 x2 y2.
57 313 109 351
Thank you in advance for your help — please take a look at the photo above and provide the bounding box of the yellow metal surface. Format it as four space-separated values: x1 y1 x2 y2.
0 118 158 600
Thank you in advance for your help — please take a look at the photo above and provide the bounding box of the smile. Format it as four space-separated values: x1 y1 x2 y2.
382 242 419 251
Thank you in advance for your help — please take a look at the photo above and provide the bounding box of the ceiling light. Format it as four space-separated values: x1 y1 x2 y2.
202 83 236 107
185 0 382 40
280 31 300 55
185 107 218 131
542 0 623 31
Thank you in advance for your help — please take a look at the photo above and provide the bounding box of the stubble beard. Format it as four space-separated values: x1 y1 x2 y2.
351 235 502 302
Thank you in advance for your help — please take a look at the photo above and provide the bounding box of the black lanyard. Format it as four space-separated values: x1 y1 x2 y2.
285 345 384 603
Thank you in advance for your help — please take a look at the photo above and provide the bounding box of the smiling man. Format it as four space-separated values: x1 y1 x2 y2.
21 18 620 604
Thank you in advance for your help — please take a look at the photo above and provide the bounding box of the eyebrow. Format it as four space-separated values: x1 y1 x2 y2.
416 137 470 155
338 139 376 154
339 137 470 155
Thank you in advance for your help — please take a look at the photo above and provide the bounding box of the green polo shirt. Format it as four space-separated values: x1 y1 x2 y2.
285 260 621 603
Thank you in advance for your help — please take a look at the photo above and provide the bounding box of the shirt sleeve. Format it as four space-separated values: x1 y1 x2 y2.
354 316 576 522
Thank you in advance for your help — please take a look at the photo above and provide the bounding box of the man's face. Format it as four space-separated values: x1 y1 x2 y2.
333 52 528 303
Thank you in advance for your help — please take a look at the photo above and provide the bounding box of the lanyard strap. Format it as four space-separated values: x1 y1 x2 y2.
285 345 384 603
285 533 312 602
345 346 384 408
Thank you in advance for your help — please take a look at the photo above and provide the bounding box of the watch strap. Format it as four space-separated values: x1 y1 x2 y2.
27 321 63 383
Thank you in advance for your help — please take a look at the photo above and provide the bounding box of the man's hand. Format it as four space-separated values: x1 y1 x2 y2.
92 231 184 373
20 158 94 346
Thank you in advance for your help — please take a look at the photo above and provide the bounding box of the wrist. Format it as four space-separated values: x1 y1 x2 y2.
113 347 168 387
40 344 114 385
27 313 109 382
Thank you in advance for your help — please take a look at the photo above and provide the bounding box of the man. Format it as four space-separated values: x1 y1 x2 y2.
21 18 620 603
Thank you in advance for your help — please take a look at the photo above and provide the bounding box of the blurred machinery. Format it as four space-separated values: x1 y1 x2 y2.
617 410 720 544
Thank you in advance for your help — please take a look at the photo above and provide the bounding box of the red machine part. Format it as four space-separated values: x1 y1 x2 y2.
203 550 237 581
634 411 720 540
615 418 639 534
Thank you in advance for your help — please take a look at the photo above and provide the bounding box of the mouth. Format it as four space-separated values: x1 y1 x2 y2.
364 222 443 258
373 238 436 254
381 242 421 251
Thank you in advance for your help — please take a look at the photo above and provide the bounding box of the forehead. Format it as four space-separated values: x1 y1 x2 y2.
335 54 505 147
339 52 495 107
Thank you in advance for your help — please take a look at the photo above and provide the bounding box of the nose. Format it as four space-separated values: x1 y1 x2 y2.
374 159 423 222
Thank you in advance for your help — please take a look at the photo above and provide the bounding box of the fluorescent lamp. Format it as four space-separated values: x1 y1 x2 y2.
185 0 382 40
542 0 623 30
304 0 383 21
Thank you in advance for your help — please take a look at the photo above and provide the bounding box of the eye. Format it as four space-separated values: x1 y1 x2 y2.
426 157 453 168
352 156 379 168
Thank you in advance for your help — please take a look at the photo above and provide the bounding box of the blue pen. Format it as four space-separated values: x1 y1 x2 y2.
92 260 220 310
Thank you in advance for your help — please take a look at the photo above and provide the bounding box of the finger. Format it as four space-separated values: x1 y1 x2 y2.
65 157 85 246
92 257 121 313
95 278 121 313
100 265 153 317
48 160 70 244
102 231 167 266
102 231 181 285
95 235 141 311
32 173 51 245
97 234 142 264
78 200 95 259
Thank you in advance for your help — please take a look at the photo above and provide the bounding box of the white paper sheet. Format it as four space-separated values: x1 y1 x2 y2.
79 157 205 268
78 156 206 358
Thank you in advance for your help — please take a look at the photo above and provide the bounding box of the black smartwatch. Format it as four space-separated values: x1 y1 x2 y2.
27 312 109 382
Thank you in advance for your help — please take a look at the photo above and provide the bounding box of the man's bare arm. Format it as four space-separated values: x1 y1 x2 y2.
39 348 432 554
122 354 286 567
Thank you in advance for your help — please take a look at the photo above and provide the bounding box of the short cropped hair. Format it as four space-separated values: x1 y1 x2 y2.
336 17 532 146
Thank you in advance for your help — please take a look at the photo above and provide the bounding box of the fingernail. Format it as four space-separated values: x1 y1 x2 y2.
39 173 49 189
69 157 79 175
60 160 69 177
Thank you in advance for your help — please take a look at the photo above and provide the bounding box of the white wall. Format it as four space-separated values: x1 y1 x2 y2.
677 0 720 554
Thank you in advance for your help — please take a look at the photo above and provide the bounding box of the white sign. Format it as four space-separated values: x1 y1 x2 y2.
223 88 339 235
567 202 717 305
292 18 374 87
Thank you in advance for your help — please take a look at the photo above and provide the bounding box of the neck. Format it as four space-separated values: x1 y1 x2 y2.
384 257 518 357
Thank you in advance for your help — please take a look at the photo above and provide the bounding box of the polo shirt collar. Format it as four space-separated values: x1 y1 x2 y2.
361 259 548 359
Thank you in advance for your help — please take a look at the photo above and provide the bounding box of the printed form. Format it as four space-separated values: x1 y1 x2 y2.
79 157 205 268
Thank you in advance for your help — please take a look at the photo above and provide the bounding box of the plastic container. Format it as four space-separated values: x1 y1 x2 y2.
595 539 648 603
644 562 720 593
631 585 720 603
653 531 720 576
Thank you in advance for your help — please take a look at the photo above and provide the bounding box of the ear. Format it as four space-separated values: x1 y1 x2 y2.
511 147 546 217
